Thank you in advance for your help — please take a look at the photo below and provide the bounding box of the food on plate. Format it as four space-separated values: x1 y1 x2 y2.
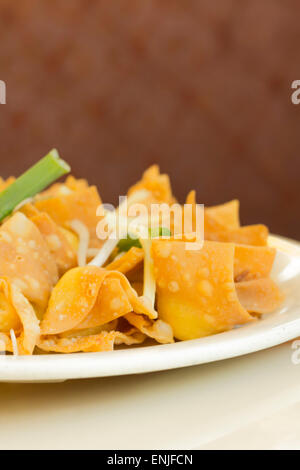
0 151 283 355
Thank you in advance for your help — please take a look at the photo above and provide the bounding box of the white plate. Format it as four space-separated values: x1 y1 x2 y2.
0 235 299 383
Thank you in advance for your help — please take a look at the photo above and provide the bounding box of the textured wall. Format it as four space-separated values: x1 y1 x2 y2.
0 0 299 238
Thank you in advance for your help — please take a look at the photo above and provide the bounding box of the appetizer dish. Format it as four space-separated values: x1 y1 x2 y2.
0 150 283 355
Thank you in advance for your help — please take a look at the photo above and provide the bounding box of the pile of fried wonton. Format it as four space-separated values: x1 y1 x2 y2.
0 166 283 355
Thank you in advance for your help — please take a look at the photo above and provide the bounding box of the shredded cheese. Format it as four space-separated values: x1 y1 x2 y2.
89 237 119 267
87 248 100 258
140 237 156 310
10 329 19 356
69 219 90 267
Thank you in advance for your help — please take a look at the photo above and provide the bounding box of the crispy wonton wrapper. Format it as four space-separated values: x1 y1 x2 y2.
206 223 269 246
19 202 40 218
30 212 77 275
0 212 58 315
234 244 276 282
186 190 268 246
236 278 284 314
0 277 40 355
206 200 240 230
37 175 89 199
34 182 103 249
41 265 157 336
152 239 253 340
37 329 146 353
125 312 174 344
128 165 176 206
105 247 144 274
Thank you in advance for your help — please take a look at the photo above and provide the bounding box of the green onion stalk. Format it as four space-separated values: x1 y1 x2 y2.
0 149 70 222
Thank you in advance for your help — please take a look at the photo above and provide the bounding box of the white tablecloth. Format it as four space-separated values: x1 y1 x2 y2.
0 340 299 450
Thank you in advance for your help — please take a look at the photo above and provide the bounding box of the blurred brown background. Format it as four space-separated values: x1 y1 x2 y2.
0 0 299 238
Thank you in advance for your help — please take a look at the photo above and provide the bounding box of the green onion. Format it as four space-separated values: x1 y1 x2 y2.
117 226 171 252
0 149 70 222
117 233 142 252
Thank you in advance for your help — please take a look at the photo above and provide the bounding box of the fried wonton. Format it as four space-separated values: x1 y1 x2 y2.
30 212 77 275
41 265 157 337
37 329 145 353
185 190 268 246
65 175 89 192
206 200 240 230
236 278 284 314
0 164 284 356
128 165 176 206
37 175 89 199
234 244 276 282
0 277 40 355
105 247 144 274
34 181 103 249
125 312 174 344
19 202 40 218
152 239 253 340
0 212 58 315
206 223 269 246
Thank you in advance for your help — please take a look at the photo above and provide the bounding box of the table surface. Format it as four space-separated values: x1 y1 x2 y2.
0 339 300 450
